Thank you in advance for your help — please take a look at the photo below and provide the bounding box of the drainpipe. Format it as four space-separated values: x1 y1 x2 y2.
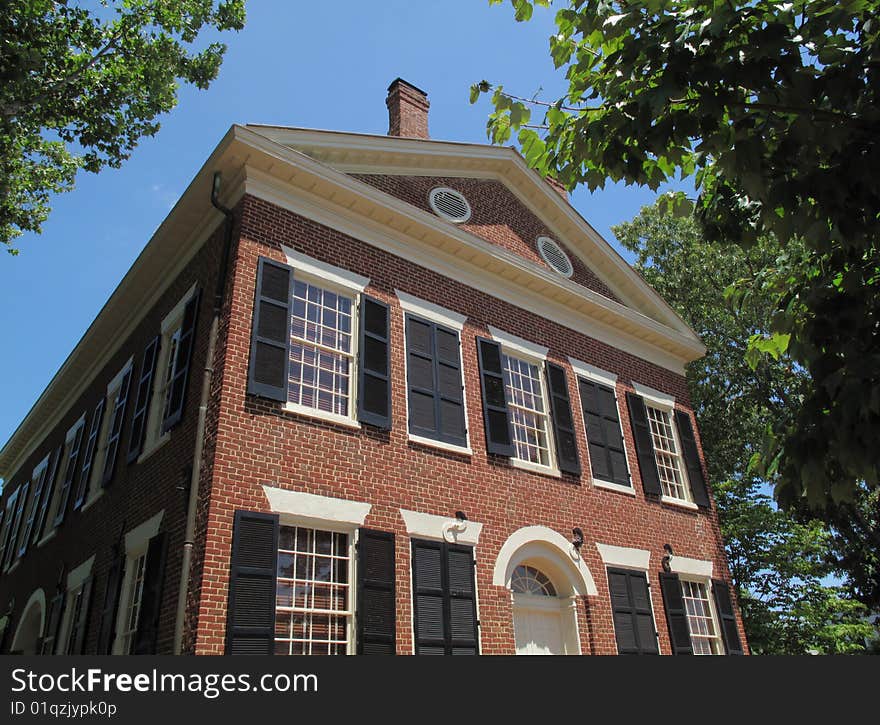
173 172 235 655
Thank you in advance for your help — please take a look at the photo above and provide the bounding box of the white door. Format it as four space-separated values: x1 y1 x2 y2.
513 594 567 655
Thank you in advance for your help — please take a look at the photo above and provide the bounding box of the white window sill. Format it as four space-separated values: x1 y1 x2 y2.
81 489 104 512
661 495 698 511
509 458 561 478
593 479 636 496
137 432 171 464
407 434 472 456
36 529 57 548
283 403 361 431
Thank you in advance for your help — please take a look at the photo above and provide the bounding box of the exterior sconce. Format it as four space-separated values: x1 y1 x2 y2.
661 543 674 572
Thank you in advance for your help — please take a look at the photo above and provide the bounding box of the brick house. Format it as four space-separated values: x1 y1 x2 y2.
0 79 747 656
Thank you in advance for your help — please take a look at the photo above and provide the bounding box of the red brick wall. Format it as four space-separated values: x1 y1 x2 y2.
0 221 228 655
192 193 747 655
351 174 622 303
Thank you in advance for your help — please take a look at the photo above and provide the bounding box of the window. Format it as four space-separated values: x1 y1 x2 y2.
83 360 132 505
0 487 21 571
43 417 85 534
247 252 390 430
18 454 51 556
511 565 556 596
411 538 479 655
645 404 690 502
57 556 94 655
680 579 723 655
502 354 553 467
274 525 352 655
400 292 468 451
2 483 28 571
137 285 200 460
117 552 146 655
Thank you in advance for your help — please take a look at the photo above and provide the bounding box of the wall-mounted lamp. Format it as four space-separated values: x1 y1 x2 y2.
661 543 674 572
571 527 584 550
443 511 469 542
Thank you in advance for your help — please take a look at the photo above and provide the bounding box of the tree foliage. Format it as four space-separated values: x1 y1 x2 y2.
475 0 880 511
1 0 245 252
613 202 876 653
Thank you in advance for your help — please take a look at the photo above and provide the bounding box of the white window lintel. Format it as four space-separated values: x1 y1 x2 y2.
66 555 96 590
282 245 369 293
670 555 714 579
488 326 549 361
596 542 651 570
124 510 164 556
568 358 618 388
160 281 199 334
106 357 134 394
262 485 371 528
400 508 483 545
631 382 675 410
396 290 466 331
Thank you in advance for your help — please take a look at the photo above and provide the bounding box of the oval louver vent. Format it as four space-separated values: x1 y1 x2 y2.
537 237 574 278
428 187 472 223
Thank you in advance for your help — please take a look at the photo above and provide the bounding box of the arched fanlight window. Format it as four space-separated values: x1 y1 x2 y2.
511 565 557 596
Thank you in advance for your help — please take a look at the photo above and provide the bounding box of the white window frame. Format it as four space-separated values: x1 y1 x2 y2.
82 358 134 511
138 283 199 463
17 453 50 556
678 576 724 655
39 415 85 546
488 326 558 477
397 290 472 455
111 510 163 655
280 246 369 430
569 358 634 495
631 382 696 509
57 555 95 655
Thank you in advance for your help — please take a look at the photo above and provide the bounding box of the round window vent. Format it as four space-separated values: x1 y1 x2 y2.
537 236 574 278
428 187 472 223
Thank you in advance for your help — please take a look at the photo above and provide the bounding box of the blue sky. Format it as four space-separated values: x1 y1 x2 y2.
0 1 681 459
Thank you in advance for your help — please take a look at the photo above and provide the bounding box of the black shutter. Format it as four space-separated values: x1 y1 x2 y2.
712 579 744 655
578 378 630 487
96 550 125 655
3 481 29 569
0 489 19 570
133 532 168 654
659 572 694 655
545 362 581 475
74 399 105 510
675 410 711 508
608 568 659 655
71 576 94 655
162 290 201 433
20 452 55 555
446 543 478 655
54 425 83 528
405 316 466 447
128 336 160 462
40 589 66 655
226 510 279 655
476 338 514 457
248 258 293 401
101 367 133 488
357 297 391 429
356 528 396 655
412 539 478 655
625 392 662 496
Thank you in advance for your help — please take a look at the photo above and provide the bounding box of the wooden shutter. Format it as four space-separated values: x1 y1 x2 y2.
446 543 478 655
412 539 478 655
675 410 711 508
54 425 83 528
248 258 294 401
161 290 201 433
712 579 744 655
40 589 66 655
20 455 54 556
608 568 659 655
659 572 694 655
578 378 630 487
356 528 396 654
127 336 160 462
132 532 168 654
357 297 391 429
3 482 28 569
406 316 466 447
226 510 279 655
0 489 19 570
74 399 105 510
101 367 133 488
625 392 662 496
96 550 125 655
545 362 581 475
71 576 94 655
476 338 514 457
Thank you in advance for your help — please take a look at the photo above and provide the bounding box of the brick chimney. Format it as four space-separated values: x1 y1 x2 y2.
386 78 429 139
